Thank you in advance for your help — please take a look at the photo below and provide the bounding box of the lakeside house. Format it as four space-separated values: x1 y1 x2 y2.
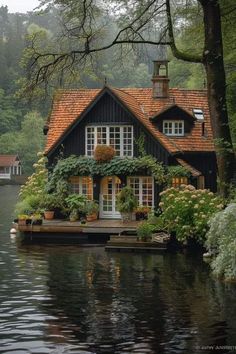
44 60 217 220
0 155 22 180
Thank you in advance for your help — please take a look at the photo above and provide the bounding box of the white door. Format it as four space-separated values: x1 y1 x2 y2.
100 176 121 219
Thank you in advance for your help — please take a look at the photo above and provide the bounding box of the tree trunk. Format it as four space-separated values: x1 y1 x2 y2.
201 0 235 197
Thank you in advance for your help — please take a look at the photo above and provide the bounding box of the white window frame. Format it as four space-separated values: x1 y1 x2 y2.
163 120 184 136
128 176 154 208
85 125 133 157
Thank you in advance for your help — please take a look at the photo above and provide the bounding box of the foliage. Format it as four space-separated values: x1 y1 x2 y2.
65 194 88 213
166 165 191 186
19 152 48 199
0 89 23 134
85 200 99 215
167 165 191 178
40 193 60 211
137 221 153 242
47 155 166 192
17 214 30 220
135 206 151 214
15 195 42 216
116 186 138 213
94 145 116 162
205 204 236 281
0 111 46 174
157 185 223 244
31 213 43 221
135 133 146 157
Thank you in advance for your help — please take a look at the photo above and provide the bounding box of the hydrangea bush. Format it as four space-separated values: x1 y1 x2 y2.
19 152 48 199
205 204 236 281
157 185 223 244
15 152 48 215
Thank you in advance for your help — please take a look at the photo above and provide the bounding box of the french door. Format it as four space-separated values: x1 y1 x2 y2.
100 176 121 219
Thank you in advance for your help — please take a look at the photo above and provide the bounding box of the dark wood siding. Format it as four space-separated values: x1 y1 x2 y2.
153 106 195 135
171 153 217 192
48 92 170 165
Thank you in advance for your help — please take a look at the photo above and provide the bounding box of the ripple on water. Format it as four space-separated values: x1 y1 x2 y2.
1 186 236 354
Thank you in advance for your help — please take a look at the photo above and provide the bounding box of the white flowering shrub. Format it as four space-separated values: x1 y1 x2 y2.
19 152 48 199
15 152 48 215
157 185 223 244
205 204 236 281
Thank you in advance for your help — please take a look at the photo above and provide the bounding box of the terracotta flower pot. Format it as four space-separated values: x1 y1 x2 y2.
44 210 55 220
18 219 27 226
86 213 98 222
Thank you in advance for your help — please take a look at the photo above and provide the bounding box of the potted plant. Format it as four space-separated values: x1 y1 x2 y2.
137 221 153 242
18 214 31 226
41 194 59 220
86 200 99 221
65 194 88 222
135 206 151 221
31 213 43 225
116 186 138 222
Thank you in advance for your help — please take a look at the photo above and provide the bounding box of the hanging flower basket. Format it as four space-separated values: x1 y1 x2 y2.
94 145 116 163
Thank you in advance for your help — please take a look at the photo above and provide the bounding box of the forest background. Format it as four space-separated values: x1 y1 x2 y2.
0 2 235 174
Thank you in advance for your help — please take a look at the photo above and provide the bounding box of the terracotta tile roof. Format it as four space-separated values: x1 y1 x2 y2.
45 86 215 155
45 89 100 154
0 155 18 166
176 158 202 177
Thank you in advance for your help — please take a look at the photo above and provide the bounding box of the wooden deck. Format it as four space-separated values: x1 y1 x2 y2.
15 219 169 252
105 235 168 252
16 219 141 235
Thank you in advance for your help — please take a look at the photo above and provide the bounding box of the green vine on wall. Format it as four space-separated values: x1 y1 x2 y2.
47 155 166 191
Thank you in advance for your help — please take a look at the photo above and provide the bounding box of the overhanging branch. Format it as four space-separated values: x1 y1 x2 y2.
166 0 203 63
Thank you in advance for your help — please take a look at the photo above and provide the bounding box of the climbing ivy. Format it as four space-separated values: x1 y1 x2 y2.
47 155 166 191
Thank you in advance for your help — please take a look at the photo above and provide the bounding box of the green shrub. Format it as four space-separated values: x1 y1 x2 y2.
40 193 60 211
205 203 236 281
15 194 43 215
137 221 153 241
157 185 223 244
116 186 138 213
85 200 99 215
19 152 48 199
65 194 88 213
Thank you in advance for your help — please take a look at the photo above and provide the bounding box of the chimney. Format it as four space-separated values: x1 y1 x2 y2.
152 60 169 98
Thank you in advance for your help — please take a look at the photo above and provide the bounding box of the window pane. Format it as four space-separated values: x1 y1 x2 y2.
81 177 93 200
172 177 188 188
163 121 184 136
69 176 93 199
86 127 95 156
128 176 153 207
97 127 107 145
86 125 133 157
109 126 121 155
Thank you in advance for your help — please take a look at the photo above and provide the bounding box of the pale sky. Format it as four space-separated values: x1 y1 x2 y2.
0 0 40 13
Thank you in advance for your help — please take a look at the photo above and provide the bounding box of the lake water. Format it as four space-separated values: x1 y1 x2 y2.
0 185 236 354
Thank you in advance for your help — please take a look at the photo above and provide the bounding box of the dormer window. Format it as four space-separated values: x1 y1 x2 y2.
193 109 204 120
163 120 184 136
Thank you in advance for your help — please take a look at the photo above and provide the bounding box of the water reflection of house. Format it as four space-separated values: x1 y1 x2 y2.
0 155 22 180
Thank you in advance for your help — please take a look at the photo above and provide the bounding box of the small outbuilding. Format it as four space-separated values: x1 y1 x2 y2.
0 155 22 180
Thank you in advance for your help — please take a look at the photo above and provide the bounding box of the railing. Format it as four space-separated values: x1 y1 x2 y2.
0 173 11 179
